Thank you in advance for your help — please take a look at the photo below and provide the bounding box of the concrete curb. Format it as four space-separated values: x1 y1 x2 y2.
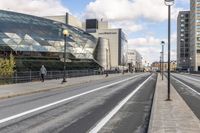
148 74 200 133
0 74 126 100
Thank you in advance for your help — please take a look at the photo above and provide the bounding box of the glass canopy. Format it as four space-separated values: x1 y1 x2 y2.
0 10 97 59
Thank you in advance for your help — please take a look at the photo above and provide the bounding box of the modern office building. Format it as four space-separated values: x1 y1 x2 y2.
127 49 143 72
94 37 111 70
0 10 102 71
85 19 128 69
177 11 190 71
190 0 200 71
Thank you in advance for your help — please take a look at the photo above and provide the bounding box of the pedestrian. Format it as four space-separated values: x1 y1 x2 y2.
40 65 47 82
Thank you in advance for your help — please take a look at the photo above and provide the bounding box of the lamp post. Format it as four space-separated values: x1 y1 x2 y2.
160 54 162 74
164 0 174 101
161 41 165 80
189 57 192 73
62 29 69 83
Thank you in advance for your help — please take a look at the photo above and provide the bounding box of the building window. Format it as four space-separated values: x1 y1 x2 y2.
197 25 200 29
197 37 200 41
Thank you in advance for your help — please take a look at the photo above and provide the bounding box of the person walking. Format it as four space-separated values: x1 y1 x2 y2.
40 65 47 82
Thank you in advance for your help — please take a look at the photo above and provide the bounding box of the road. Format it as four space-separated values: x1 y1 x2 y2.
171 73 200 119
0 73 156 133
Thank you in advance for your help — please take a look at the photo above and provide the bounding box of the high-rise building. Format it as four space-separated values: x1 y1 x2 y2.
177 11 190 71
190 0 200 71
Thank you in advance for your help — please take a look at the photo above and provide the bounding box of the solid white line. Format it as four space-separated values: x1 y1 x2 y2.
88 75 152 133
175 74 200 82
172 76 200 96
0 74 146 124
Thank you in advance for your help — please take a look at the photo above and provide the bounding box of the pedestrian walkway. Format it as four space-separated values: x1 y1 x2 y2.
148 74 200 133
0 73 125 99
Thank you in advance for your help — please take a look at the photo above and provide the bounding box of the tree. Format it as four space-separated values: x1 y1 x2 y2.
0 54 15 77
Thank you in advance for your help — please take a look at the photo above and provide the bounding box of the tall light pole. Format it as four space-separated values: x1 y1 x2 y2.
161 41 165 80
62 29 69 83
189 57 192 73
160 54 162 74
164 0 174 101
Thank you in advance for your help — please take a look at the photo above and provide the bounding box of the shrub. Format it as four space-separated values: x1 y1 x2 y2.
0 54 15 77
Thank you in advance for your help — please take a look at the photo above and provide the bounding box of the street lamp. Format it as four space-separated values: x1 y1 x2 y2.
164 0 174 101
160 53 162 74
161 41 165 80
189 57 192 73
62 29 69 83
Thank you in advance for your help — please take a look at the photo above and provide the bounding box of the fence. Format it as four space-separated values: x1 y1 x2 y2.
0 69 120 84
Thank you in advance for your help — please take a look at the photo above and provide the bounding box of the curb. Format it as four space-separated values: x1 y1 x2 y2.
0 74 126 100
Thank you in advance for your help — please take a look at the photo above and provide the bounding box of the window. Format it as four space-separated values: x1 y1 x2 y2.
197 7 200 10
197 25 200 29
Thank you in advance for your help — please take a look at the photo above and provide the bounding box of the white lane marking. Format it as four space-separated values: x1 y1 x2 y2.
0 74 146 124
172 76 200 96
88 75 152 133
174 74 200 82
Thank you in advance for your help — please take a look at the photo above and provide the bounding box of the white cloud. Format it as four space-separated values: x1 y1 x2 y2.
0 0 69 16
85 0 181 22
112 21 143 33
128 36 176 63
128 36 162 47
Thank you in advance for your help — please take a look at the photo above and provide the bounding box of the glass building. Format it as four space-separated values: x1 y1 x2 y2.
0 10 99 71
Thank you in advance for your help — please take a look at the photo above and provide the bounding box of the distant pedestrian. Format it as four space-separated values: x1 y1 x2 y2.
105 71 108 77
40 65 47 82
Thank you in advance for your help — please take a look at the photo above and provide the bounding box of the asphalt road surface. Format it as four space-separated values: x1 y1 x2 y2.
171 73 200 120
0 73 157 133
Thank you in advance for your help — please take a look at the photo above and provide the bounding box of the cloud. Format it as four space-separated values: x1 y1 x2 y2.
128 36 176 63
0 0 69 16
112 21 143 33
128 36 162 47
85 0 181 22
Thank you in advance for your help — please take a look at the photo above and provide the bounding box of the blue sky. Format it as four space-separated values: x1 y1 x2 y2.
60 0 190 63
0 0 190 63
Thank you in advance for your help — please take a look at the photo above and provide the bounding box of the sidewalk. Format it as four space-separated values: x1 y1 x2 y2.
148 74 200 133
0 73 125 99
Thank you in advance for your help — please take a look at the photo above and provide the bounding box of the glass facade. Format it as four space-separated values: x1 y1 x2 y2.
0 10 99 70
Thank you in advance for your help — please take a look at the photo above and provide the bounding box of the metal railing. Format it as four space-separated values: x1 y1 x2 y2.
0 70 120 84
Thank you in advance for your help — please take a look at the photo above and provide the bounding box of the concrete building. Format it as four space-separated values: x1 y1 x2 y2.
190 0 200 71
94 37 111 70
177 11 190 71
44 13 83 29
85 19 128 69
127 49 143 72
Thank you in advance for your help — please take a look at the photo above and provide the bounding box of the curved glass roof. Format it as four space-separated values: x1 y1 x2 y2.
0 10 97 59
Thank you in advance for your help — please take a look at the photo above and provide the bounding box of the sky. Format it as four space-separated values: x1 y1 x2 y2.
0 0 190 63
